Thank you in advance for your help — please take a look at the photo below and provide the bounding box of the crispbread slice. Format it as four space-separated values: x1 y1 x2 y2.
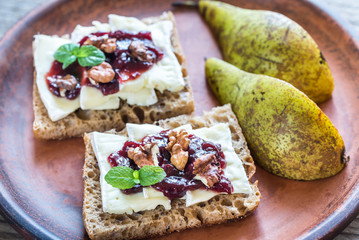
33 12 194 140
82 104 261 240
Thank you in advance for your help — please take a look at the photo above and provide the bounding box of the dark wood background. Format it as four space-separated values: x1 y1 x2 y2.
0 0 358 239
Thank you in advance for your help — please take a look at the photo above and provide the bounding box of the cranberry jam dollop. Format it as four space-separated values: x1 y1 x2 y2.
79 31 163 95
45 30 163 98
107 130 233 200
45 61 84 100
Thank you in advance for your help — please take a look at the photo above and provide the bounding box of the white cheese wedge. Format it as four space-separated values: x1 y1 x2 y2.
143 187 166 199
126 123 193 141
191 123 233 152
91 131 170 214
109 15 185 100
73 15 184 110
194 174 209 187
117 87 157 106
72 21 120 109
33 35 80 121
185 123 253 206
92 123 252 213
126 123 164 141
71 21 111 43
33 34 120 119
186 189 218 206
80 86 119 110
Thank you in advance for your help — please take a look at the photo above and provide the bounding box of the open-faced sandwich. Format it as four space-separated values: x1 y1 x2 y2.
83 104 261 239
32 12 194 139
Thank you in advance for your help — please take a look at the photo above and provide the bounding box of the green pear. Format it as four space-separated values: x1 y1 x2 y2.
199 1 334 104
206 58 347 180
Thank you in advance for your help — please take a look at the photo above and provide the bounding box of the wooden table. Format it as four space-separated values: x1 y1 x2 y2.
0 0 358 239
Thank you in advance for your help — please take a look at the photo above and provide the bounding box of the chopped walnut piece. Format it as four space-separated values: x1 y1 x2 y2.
166 129 190 171
87 62 115 83
83 35 102 48
193 154 220 188
100 38 117 53
128 143 158 168
83 35 117 53
54 74 77 91
128 41 155 62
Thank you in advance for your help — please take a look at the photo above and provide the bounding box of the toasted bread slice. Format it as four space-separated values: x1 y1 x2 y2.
82 104 261 240
33 12 194 140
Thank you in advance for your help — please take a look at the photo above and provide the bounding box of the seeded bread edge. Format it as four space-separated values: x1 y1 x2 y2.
82 104 261 240
32 12 194 140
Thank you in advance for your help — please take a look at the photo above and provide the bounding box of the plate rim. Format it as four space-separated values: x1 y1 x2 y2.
0 0 358 239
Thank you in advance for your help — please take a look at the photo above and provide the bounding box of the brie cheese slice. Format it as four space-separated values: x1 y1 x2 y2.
80 86 119 110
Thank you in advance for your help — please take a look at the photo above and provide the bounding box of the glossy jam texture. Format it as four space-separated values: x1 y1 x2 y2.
80 30 163 95
45 30 163 98
45 60 83 100
108 130 233 200
108 141 143 194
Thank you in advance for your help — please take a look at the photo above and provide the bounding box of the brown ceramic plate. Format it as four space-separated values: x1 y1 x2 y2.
0 0 358 239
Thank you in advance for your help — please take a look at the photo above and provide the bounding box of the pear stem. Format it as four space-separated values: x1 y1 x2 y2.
172 1 199 8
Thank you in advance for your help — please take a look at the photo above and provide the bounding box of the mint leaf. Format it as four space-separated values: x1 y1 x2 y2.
139 166 166 186
53 43 105 69
62 55 77 69
133 170 140 184
104 166 136 189
77 45 105 67
133 170 139 179
53 43 80 69
105 165 166 190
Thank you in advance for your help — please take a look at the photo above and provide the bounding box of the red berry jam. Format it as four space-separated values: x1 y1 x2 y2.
108 130 233 200
81 31 163 83
79 30 163 94
108 141 140 169
81 77 119 96
45 61 84 100
45 30 163 98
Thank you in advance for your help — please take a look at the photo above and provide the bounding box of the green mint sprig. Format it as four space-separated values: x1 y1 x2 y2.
105 165 166 190
53 43 105 69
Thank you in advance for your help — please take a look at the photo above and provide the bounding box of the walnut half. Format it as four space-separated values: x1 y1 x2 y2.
193 154 220 188
87 62 115 83
128 41 155 62
53 74 77 90
128 143 159 168
166 129 190 171
83 35 117 54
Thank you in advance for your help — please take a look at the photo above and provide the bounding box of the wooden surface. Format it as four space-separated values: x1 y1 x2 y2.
0 0 358 239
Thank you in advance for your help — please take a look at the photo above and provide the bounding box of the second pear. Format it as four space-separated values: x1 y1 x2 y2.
206 58 347 180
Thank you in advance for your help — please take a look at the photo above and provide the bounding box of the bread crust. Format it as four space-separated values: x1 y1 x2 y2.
32 12 194 140
82 104 261 240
